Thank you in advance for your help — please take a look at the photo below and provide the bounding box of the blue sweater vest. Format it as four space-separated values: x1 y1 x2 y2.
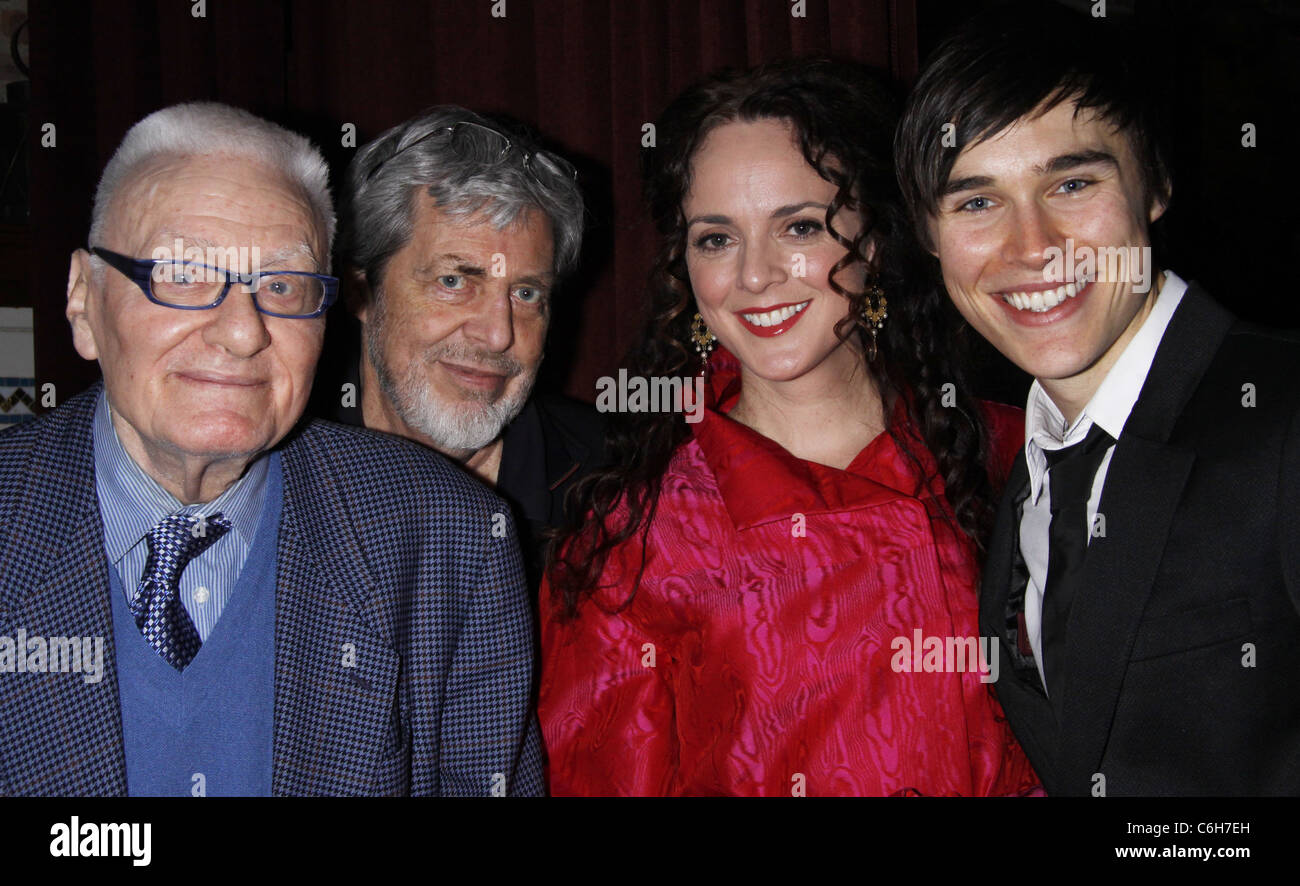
107 453 282 796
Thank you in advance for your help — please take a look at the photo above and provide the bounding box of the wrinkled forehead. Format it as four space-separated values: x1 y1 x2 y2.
105 152 326 266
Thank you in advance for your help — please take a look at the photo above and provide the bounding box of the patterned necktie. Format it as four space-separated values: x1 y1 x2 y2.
1041 423 1114 697
129 512 231 671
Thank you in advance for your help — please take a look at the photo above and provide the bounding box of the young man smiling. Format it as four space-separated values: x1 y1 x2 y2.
897 6 1300 795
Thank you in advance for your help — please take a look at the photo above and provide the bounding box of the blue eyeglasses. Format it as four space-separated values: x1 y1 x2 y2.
91 247 339 319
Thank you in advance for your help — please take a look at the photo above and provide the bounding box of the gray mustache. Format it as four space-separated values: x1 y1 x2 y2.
425 344 523 377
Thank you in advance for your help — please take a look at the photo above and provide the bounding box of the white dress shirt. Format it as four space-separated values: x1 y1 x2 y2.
1019 271 1189 692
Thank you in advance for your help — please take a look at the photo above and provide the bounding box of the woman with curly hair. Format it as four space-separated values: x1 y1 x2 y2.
539 58 1038 796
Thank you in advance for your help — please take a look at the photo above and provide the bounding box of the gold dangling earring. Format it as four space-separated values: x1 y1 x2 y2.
860 283 888 362
690 312 717 366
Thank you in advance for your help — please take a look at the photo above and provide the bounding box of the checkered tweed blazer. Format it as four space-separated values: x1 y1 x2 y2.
0 384 543 796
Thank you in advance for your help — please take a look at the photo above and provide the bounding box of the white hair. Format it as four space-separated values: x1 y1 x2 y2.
364 291 538 453
88 101 335 265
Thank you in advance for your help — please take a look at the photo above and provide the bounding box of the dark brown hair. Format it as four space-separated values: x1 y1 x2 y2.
895 3 1171 251
548 58 997 618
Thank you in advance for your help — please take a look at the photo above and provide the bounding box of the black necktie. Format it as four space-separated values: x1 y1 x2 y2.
1041 424 1114 696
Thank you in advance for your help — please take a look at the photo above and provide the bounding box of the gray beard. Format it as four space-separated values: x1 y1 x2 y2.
365 299 537 454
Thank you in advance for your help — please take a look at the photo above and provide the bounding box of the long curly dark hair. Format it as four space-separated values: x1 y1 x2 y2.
548 58 997 619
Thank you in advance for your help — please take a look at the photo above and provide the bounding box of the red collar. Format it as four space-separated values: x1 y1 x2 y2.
691 347 938 530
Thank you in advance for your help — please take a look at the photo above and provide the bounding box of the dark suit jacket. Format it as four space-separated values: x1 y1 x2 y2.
0 384 544 796
981 283 1300 796
495 394 607 586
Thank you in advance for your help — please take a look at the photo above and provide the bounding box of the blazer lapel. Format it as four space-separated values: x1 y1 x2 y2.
1055 436 1194 792
271 425 404 796
1053 283 1232 793
0 386 127 795
980 452 1026 650
981 452 1059 781
16 509 128 795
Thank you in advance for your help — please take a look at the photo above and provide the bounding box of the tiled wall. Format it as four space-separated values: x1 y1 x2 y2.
0 306 35 424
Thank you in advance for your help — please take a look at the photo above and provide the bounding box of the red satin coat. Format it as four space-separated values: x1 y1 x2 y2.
540 351 1038 796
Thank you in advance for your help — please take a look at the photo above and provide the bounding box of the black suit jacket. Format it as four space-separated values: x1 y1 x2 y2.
496 393 608 587
981 283 1300 796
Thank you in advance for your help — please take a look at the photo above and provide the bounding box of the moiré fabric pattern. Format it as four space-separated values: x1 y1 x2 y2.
540 349 1037 796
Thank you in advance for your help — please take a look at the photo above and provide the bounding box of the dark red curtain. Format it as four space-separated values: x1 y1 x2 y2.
29 0 917 404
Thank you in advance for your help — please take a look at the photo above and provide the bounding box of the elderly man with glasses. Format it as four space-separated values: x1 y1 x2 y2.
0 102 542 796
332 108 606 589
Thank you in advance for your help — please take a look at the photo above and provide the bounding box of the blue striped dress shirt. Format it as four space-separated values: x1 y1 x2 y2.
92 391 269 641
